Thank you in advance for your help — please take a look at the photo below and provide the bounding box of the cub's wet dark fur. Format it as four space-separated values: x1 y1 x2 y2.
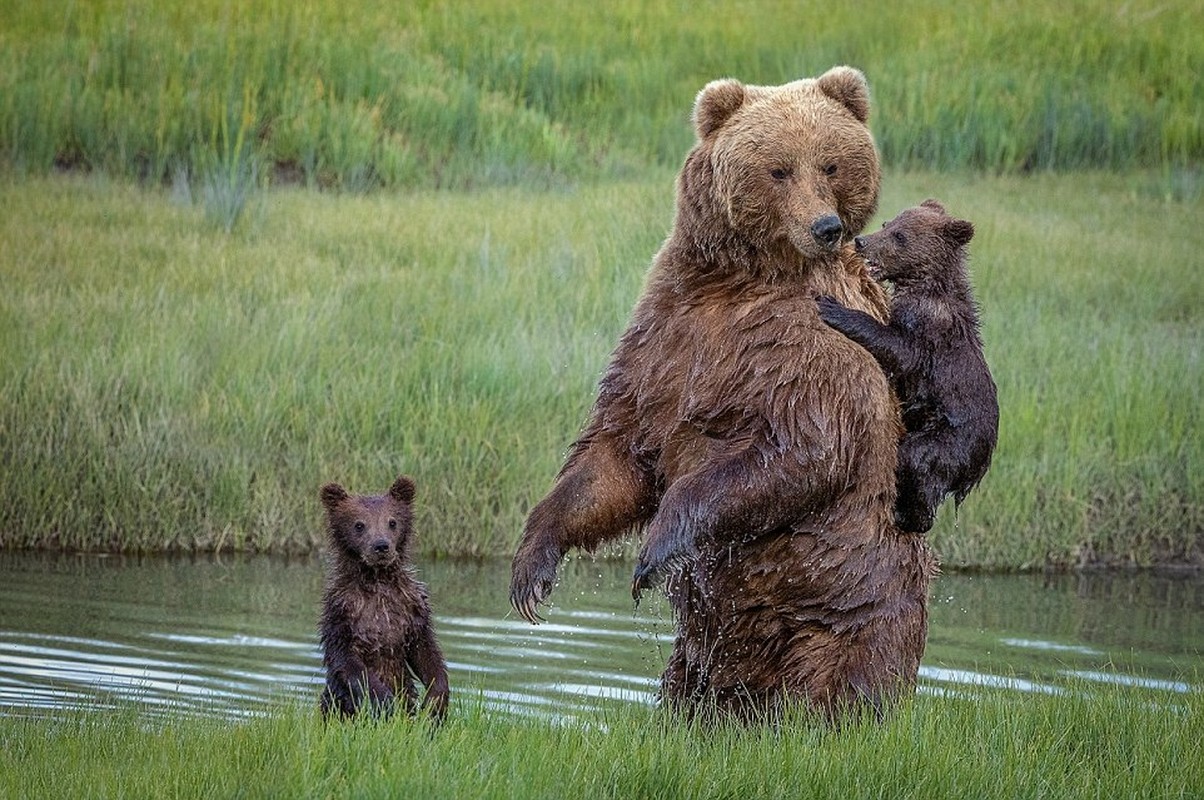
318 475 449 721
818 199 999 533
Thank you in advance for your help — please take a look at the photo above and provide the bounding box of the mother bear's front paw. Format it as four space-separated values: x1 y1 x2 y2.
509 542 563 624
631 531 697 602
630 560 661 601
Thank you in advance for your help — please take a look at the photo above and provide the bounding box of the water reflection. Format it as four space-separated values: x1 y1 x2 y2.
0 552 1199 720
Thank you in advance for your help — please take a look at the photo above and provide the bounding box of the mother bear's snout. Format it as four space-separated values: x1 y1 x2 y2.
810 214 844 249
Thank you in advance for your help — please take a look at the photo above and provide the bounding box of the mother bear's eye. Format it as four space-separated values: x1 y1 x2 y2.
770 167 791 181
823 163 838 177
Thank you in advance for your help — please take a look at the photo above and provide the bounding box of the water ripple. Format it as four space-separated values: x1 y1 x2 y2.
0 553 1199 720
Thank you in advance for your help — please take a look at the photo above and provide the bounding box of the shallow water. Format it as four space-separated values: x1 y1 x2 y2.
0 551 1200 720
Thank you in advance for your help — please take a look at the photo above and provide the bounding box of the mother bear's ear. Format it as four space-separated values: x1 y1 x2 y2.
815 65 871 124
693 78 747 140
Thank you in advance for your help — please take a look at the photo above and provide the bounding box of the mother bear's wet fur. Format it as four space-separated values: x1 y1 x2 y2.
510 67 935 722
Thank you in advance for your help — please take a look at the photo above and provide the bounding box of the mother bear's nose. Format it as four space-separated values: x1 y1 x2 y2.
810 214 844 248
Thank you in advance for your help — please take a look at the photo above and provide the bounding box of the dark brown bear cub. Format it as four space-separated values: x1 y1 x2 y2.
318 475 449 721
818 200 999 533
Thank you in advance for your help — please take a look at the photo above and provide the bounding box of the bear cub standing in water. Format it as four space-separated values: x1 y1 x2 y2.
319 475 449 721
818 199 999 533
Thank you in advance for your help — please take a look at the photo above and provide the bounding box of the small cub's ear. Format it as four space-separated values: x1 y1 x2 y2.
320 483 349 512
389 475 416 505
945 218 975 247
920 198 948 214
816 65 871 124
693 78 746 140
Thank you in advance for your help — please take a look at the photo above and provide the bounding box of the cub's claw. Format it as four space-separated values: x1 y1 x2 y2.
816 295 843 320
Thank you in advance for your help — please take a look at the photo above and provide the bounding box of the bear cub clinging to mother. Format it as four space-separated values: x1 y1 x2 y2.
818 199 999 533
318 475 449 721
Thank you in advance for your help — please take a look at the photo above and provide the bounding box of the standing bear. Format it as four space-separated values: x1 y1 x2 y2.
818 200 999 534
510 66 936 721
319 475 449 721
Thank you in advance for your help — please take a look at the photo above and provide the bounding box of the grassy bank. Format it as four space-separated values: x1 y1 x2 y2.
0 171 1199 566
1 0 1199 189
3 683 1201 799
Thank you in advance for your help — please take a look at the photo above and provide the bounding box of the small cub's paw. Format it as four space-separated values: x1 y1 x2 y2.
816 295 845 320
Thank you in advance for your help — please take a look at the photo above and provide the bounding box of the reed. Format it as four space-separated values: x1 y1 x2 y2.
1 0 1199 190
0 170 1199 566
2 681 1201 799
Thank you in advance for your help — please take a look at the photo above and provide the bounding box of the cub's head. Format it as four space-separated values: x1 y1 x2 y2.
319 475 416 570
692 65 881 260
854 199 974 285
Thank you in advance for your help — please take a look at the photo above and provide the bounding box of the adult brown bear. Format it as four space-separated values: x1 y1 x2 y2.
510 67 935 722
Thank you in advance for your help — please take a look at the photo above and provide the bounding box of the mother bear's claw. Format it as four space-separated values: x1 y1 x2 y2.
509 588 545 625
522 597 545 624
631 563 659 601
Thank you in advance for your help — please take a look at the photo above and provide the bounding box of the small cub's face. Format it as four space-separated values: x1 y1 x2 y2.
320 476 416 569
853 199 973 285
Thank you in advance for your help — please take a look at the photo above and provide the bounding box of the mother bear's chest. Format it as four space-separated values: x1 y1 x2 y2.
634 291 820 422
617 289 830 480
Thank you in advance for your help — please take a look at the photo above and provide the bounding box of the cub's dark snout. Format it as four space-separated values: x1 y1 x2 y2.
371 539 391 554
811 214 844 248
854 235 866 252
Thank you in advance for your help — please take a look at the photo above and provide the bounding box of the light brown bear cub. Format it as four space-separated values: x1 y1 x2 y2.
319 475 449 721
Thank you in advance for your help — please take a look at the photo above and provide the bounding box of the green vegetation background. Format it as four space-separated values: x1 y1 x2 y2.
1 0 1200 565
2 0 1200 185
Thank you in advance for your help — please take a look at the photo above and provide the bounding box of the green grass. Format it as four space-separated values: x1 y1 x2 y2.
1 0 1199 566
1 0 1199 190
2 683 1201 799
0 170 1199 566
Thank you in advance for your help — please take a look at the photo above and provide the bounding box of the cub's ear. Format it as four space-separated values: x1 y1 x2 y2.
693 78 746 140
816 65 871 124
320 483 349 512
389 475 416 505
945 218 975 247
920 198 948 214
